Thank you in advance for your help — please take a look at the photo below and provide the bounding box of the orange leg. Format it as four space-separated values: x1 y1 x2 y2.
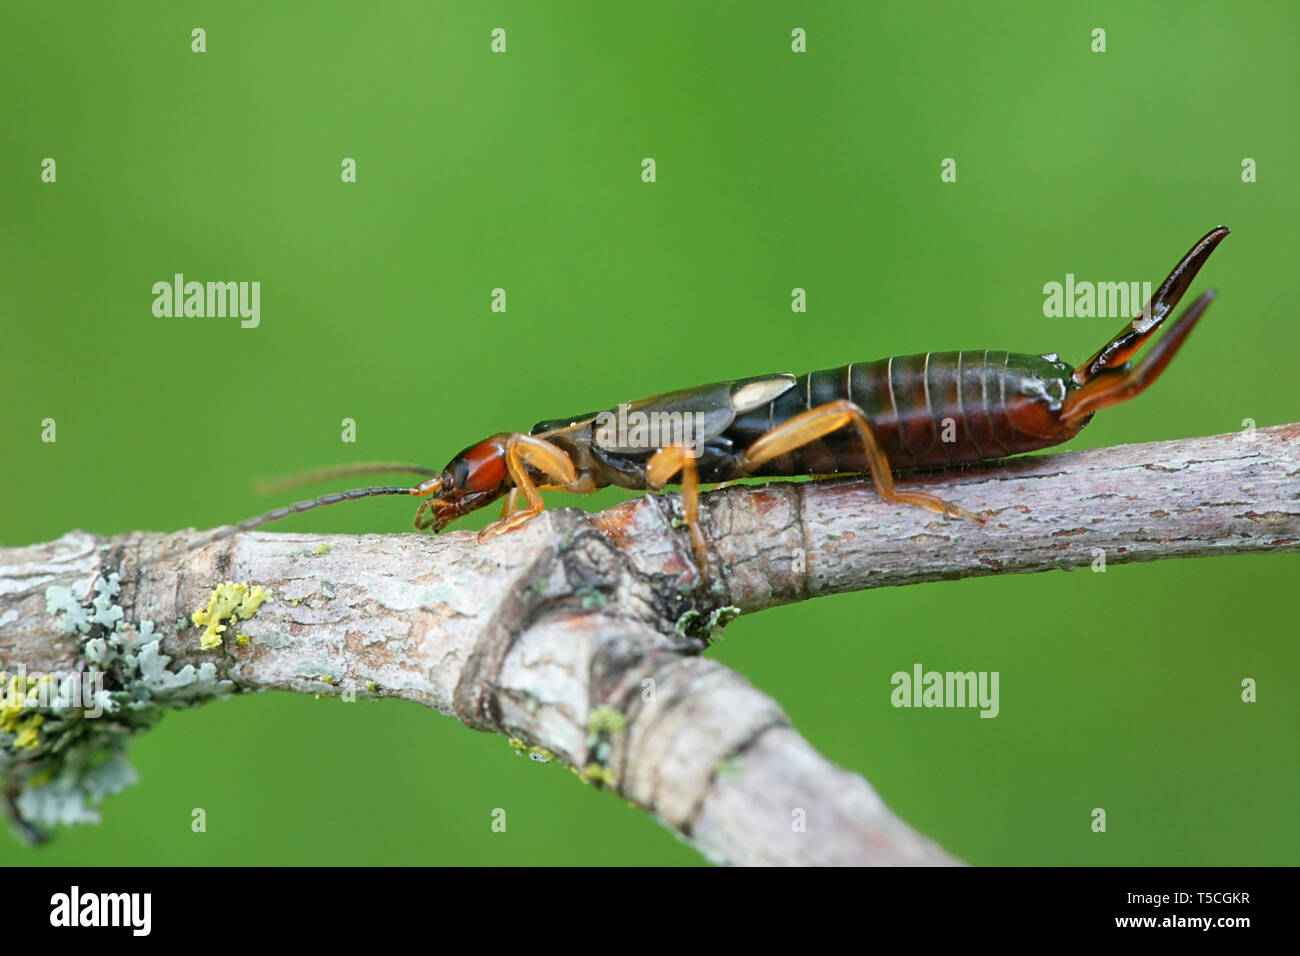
414 497 436 531
646 444 710 573
498 487 520 520
739 400 983 523
477 434 576 542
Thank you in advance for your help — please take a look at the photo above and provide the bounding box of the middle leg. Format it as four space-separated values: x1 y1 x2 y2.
646 443 710 575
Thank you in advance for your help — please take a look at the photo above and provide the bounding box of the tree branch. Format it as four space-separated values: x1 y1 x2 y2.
1 424 1296 863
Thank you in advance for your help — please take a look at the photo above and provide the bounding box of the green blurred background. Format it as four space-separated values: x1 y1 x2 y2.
2 1 1296 865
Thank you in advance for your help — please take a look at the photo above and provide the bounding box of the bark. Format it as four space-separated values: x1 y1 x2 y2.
1 423 1296 864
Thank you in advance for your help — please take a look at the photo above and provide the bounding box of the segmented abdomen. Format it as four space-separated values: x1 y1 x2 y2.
723 351 1054 476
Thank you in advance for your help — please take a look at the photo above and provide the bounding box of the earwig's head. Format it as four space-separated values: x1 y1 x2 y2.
413 434 514 532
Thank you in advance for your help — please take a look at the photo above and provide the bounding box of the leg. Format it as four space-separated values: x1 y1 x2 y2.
739 400 983 523
646 444 710 573
414 497 437 531
498 487 520 520
477 434 576 542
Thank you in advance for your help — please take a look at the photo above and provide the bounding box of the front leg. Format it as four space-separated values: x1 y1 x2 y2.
476 434 577 542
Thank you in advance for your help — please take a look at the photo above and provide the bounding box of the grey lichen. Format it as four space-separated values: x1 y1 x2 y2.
706 605 741 641
2 574 237 841
673 604 741 644
674 609 700 638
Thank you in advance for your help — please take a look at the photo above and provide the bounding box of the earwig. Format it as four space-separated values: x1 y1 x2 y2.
205 227 1230 575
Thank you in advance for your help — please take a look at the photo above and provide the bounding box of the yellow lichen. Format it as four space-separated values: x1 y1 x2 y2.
1 673 37 723
578 763 616 788
13 714 43 750
1 673 46 751
508 738 556 762
587 706 626 737
191 582 272 651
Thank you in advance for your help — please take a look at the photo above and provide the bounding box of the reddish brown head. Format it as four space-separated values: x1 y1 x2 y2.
411 434 514 532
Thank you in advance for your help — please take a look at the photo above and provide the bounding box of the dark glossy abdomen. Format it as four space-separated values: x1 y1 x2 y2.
720 351 1074 478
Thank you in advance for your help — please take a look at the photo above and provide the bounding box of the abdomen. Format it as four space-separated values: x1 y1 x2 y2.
722 351 1069 476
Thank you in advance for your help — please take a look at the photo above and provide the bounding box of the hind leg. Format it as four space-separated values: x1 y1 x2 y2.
739 400 983 522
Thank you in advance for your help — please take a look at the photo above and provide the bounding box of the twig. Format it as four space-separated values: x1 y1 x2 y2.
1 424 1296 863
